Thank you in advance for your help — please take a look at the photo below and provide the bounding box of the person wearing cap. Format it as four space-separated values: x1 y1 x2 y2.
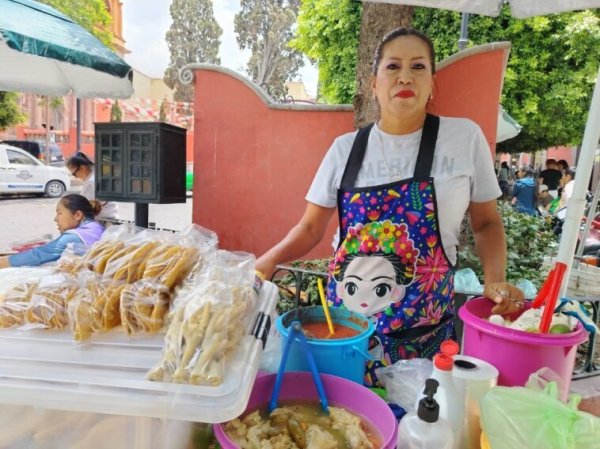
537 184 553 215
511 165 537 216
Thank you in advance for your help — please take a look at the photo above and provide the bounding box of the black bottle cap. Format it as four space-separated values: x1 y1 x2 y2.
417 378 440 423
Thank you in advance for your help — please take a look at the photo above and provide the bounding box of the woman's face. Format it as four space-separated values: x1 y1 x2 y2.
371 35 434 121
336 256 405 316
54 201 83 233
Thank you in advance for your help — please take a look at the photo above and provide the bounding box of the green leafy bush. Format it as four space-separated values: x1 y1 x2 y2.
458 202 558 287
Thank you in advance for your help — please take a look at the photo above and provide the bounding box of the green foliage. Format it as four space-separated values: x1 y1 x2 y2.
164 0 222 102
458 202 557 287
234 0 303 92
0 92 25 131
110 100 122 122
292 0 361 103
272 259 329 314
38 0 113 47
413 7 600 153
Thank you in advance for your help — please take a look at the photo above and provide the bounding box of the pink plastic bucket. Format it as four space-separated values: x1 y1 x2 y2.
214 372 398 449
459 297 587 394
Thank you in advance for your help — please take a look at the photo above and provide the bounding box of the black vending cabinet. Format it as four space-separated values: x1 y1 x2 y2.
94 122 187 204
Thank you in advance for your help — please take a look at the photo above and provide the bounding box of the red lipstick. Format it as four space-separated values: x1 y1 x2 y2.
396 90 415 98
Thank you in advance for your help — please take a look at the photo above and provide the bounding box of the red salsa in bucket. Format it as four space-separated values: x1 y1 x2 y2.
301 321 360 339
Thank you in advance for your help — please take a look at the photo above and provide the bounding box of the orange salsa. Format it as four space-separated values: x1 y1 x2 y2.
301 321 360 339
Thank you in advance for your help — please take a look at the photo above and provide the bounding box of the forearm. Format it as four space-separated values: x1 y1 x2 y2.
257 222 327 278
473 221 507 285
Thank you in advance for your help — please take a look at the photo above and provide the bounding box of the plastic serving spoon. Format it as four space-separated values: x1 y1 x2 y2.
268 320 329 414
317 278 335 336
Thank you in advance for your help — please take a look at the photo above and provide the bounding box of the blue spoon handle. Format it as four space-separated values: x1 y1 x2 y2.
268 320 297 412
295 327 329 413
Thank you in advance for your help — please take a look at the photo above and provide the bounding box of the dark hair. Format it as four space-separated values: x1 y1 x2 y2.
519 165 534 176
66 152 94 170
563 167 576 179
333 251 413 285
557 159 569 170
501 161 509 168
372 28 436 75
60 194 102 219
545 158 556 166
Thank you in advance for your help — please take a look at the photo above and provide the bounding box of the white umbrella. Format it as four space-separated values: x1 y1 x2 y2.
366 0 600 18
0 0 133 158
0 0 133 98
496 106 521 143
364 0 600 295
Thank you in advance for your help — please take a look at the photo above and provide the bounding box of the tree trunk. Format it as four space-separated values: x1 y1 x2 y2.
353 4 414 128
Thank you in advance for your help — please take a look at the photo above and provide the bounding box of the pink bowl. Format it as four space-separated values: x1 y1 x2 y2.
214 372 398 449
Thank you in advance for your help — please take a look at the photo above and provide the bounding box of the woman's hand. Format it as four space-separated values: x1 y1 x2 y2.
0 257 10 269
484 282 525 315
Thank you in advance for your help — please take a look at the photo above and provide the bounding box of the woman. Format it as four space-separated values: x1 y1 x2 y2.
66 152 119 221
0 194 104 268
256 28 523 385
511 165 537 216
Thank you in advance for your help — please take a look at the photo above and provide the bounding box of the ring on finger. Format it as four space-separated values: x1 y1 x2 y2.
498 290 510 297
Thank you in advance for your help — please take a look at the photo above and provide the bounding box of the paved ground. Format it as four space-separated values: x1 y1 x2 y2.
0 187 193 250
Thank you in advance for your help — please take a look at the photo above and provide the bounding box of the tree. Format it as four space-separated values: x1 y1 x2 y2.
38 0 113 47
0 92 25 131
292 0 361 103
354 3 414 127
412 8 600 153
165 0 222 102
234 0 303 93
293 1 414 126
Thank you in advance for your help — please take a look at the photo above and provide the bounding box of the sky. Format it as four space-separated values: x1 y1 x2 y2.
121 0 318 96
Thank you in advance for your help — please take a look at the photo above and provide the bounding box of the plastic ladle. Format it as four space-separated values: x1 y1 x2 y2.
317 278 335 336
268 320 329 414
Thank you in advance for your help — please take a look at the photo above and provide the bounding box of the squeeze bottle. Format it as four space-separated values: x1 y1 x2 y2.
431 353 464 449
397 378 453 449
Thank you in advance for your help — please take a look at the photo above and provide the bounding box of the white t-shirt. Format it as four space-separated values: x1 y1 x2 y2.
306 117 501 264
81 173 119 220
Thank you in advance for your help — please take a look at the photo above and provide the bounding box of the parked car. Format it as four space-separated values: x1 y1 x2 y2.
0 139 65 166
0 144 70 197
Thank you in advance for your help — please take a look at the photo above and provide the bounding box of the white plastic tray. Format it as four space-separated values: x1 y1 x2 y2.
0 281 278 423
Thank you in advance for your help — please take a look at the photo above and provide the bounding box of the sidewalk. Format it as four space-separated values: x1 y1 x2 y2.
572 376 600 416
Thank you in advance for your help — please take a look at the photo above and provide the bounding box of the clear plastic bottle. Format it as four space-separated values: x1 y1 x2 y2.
397 378 454 449
431 353 464 449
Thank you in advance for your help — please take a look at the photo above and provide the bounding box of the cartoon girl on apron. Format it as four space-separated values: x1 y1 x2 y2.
326 114 455 387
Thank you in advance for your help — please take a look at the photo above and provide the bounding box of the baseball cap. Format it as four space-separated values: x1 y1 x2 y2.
539 184 549 193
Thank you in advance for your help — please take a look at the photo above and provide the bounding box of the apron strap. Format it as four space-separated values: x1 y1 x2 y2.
413 114 440 180
340 115 440 189
340 124 374 190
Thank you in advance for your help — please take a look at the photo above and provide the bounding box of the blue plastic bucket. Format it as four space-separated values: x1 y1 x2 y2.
276 306 374 384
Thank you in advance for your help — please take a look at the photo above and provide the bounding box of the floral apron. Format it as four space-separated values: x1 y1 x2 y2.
326 114 455 387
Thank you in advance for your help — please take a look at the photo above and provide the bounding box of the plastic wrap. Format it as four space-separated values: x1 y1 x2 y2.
148 251 258 386
120 280 172 336
0 281 38 328
68 277 127 341
375 358 433 412
0 405 192 449
23 273 79 330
